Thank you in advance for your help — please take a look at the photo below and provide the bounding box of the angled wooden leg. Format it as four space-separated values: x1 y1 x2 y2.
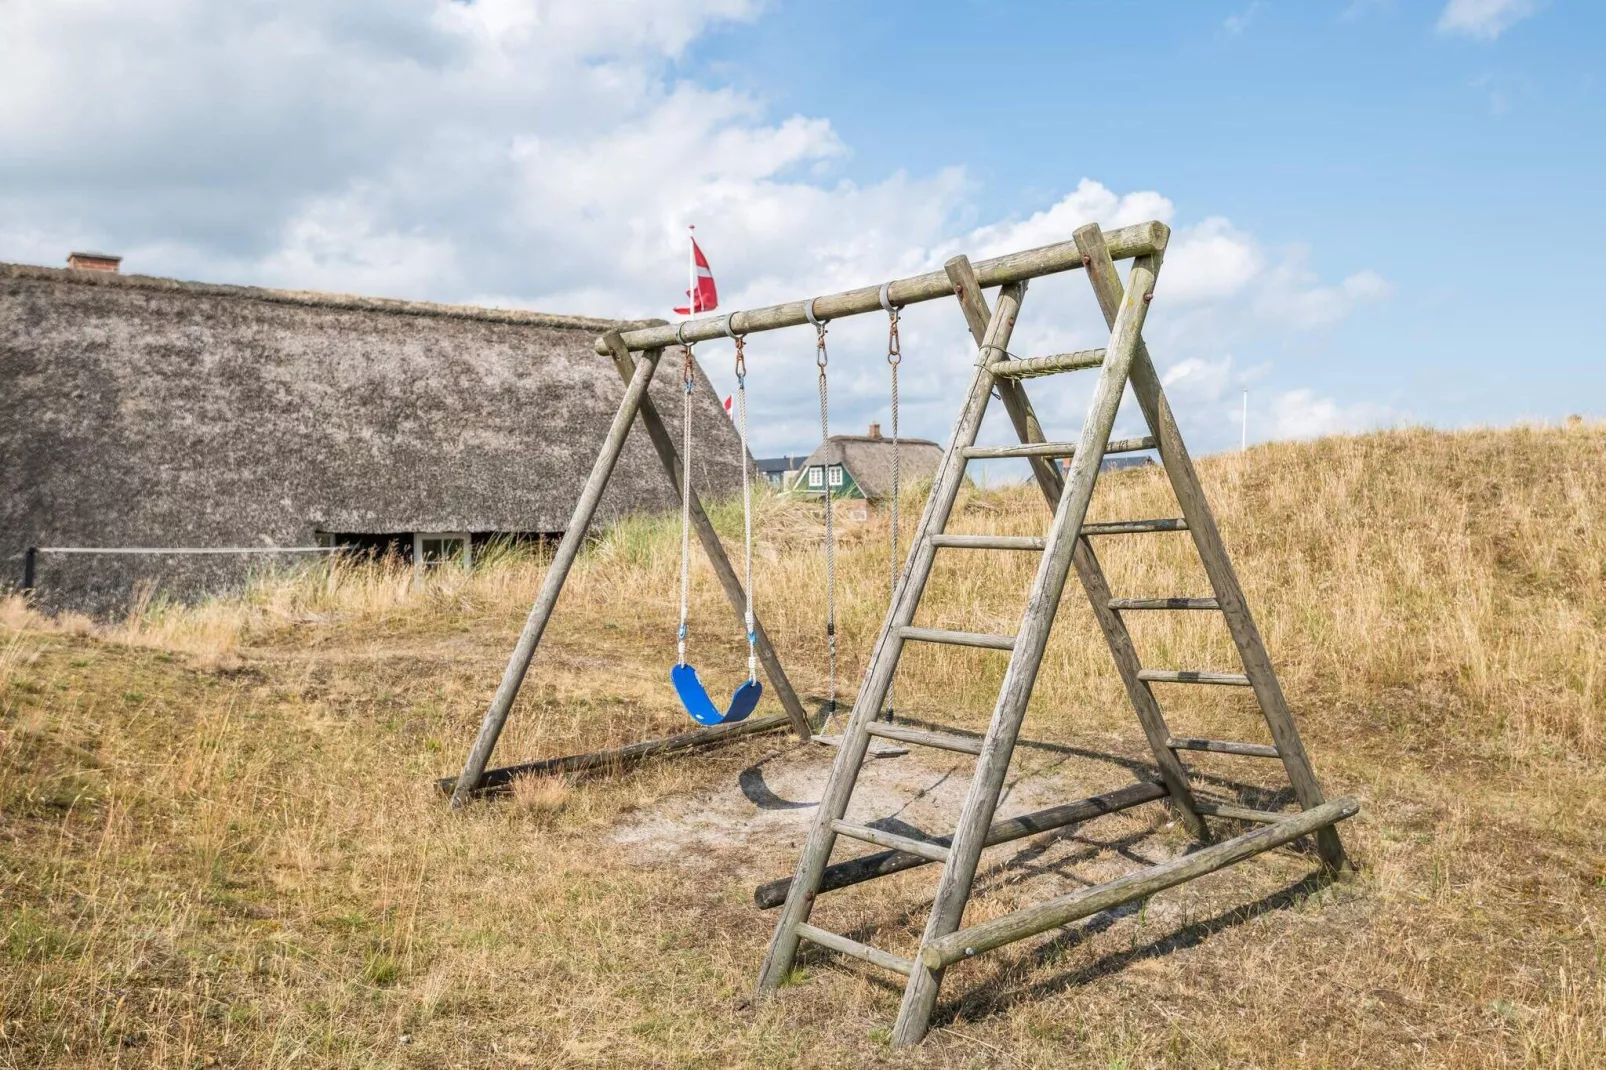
450 347 664 808
943 256 1208 842
892 236 1165 1047
600 333 812 740
755 283 1027 992
1074 231 1350 875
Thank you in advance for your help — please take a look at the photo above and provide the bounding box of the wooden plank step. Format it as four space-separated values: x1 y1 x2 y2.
898 626 1015 651
831 820 953 863
1081 518 1188 536
1137 669 1252 686
962 435 1155 461
990 348 1106 379
794 923 914 976
866 722 984 756
1109 597 1220 610
929 534 1045 551
1194 801 1289 824
1168 737 1279 758
755 781 1166 909
919 797 1360 969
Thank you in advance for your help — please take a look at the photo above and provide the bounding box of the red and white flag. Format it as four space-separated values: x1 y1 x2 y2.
723 394 733 415
673 229 719 315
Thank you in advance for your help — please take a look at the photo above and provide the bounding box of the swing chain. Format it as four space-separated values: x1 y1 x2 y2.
880 283 902 723
813 313 838 731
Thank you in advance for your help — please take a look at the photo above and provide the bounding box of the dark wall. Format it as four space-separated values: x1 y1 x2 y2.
0 265 746 613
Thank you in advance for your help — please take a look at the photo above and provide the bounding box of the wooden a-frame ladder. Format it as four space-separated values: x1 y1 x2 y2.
756 223 1358 1047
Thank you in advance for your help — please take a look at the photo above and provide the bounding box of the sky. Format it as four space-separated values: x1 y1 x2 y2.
2 0 1601 461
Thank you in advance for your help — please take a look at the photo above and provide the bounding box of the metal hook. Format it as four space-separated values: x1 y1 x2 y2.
721 312 741 339
676 321 693 347
803 298 824 327
878 282 897 313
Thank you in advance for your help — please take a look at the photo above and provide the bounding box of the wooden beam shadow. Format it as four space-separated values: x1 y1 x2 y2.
934 870 1339 1029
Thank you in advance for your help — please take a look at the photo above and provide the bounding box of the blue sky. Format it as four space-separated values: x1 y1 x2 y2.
1 0 1600 457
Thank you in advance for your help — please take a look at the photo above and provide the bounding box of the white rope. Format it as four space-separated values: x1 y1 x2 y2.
735 340 757 683
677 346 695 666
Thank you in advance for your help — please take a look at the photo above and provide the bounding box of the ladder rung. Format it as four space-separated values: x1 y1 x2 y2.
794 922 914 976
898 626 1016 651
1194 801 1289 824
1137 669 1252 686
1108 597 1220 611
961 435 1156 461
1081 518 1188 536
929 534 1045 551
1167 737 1280 758
990 348 1107 379
831 820 953 863
1169 732 1278 758
866 722 984 756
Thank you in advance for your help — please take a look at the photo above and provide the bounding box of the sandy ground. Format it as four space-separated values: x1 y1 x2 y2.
608 725 1233 925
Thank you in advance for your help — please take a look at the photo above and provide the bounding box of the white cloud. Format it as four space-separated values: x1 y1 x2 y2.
0 0 1389 456
1436 0 1539 40
1264 388 1394 440
1224 2 1268 35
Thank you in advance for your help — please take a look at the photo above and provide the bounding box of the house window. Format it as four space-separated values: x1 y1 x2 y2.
808 466 824 489
414 532 471 569
827 465 844 488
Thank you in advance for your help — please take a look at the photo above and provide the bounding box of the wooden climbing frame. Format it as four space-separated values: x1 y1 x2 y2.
445 220 1358 1049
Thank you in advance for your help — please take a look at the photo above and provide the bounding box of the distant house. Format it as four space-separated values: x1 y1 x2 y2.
795 423 942 502
1 255 745 613
754 454 806 491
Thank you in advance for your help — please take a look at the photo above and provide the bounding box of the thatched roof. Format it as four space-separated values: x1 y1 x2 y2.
1 261 744 611
797 433 943 500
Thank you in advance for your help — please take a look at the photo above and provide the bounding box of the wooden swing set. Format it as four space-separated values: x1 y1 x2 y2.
440 220 1358 1047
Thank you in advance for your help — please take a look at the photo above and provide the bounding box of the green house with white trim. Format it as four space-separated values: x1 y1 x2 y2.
794 423 943 502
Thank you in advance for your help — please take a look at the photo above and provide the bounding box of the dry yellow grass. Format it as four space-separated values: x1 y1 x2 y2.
1 423 1603 1067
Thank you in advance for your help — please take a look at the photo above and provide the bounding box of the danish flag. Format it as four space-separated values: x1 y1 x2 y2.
673 228 719 315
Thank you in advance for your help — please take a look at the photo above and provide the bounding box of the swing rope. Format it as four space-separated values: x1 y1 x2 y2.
806 298 838 732
734 333 758 684
880 282 902 723
677 342 695 667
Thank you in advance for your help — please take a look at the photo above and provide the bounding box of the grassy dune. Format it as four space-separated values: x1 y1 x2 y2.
1 424 1603 1067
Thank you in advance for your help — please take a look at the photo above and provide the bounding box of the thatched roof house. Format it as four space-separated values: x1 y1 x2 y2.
795 423 942 501
1 260 745 612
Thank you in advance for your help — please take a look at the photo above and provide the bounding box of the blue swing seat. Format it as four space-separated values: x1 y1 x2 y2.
672 663 763 726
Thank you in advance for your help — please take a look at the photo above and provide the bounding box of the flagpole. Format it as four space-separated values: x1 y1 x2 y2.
687 224 696 321
1241 387 1248 451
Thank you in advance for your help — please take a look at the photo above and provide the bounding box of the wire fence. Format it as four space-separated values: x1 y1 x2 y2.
14 545 343 592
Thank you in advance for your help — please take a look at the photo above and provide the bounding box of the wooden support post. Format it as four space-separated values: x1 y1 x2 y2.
753 780 1166 908
755 282 1027 993
600 332 812 741
448 349 664 808
600 222 1166 354
1075 232 1351 876
436 712 792 797
943 253 1208 842
920 797 1359 968
892 232 1166 1047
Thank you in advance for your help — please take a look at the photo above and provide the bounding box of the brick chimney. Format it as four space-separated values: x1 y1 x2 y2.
867 422 881 439
67 251 121 273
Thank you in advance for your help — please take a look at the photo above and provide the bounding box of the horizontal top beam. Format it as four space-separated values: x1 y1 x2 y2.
594 221 1169 354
